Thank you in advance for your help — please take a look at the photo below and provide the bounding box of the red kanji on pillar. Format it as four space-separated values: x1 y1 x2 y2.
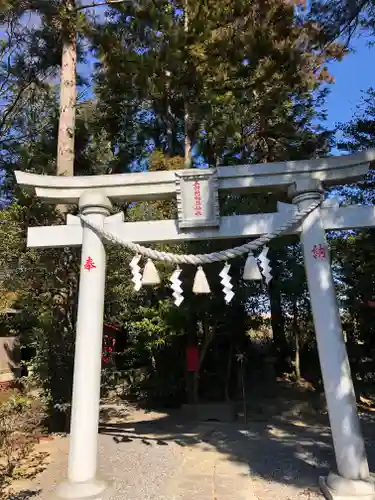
186 346 199 372
84 256 96 271
311 244 326 260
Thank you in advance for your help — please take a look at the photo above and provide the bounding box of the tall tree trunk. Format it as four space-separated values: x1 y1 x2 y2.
185 314 197 404
292 299 301 380
183 0 192 168
268 250 288 354
269 280 287 351
164 70 174 156
192 371 199 404
192 321 215 404
225 337 234 401
57 0 77 211
184 106 192 168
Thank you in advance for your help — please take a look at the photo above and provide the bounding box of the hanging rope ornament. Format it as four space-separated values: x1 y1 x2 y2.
142 259 161 286
258 247 272 284
170 268 184 306
220 263 234 304
193 266 211 294
79 198 321 303
243 253 262 281
130 255 142 291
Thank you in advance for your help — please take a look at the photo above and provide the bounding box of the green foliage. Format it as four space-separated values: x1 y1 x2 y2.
309 0 375 46
329 88 375 359
0 390 45 486
93 0 334 169
2 0 368 421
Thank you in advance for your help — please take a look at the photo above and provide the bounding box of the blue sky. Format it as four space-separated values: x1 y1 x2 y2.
325 36 375 130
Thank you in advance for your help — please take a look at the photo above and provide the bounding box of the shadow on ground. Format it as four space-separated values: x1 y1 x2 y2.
99 396 375 494
6 489 41 499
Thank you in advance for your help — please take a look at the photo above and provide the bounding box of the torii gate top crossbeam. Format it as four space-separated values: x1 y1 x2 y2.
15 149 375 204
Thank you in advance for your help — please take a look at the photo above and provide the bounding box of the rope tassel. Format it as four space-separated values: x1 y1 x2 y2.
142 259 161 286
193 266 211 294
243 253 262 281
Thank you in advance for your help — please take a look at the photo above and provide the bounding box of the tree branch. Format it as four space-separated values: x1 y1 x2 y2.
319 0 370 50
0 81 33 133
75 0 133 11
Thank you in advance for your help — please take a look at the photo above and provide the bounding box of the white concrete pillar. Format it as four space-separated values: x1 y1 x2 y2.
56 191 112 500
290 181 375 500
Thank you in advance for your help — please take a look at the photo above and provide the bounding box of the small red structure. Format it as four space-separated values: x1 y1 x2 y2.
102 322 121 365
186 346 199 372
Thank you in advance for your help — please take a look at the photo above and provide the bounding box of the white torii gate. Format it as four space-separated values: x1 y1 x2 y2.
15 149 375 500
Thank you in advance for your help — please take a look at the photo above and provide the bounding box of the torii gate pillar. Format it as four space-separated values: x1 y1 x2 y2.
290 180 374 500
56 191 112 500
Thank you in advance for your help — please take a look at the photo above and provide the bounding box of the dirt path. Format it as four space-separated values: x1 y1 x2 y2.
164 421 324 500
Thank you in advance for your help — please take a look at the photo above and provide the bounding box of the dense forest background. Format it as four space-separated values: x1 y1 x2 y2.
1 0 375 430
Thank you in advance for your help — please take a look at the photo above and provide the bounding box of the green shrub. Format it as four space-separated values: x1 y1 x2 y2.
0 390 46 487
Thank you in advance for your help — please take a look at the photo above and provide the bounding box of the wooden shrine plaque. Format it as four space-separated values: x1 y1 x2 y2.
175 169 220 230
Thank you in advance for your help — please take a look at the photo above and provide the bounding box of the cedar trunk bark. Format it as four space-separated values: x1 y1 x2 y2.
192 322 215 404
57 0 77 211
268 251 288 353
184 106 192 168
183 0 193 168
292 300 301 380
269 280 287 350
225 337 234 401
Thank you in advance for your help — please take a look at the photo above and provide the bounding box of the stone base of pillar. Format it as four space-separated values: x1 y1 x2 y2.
320 473 375 500
55 478 110 500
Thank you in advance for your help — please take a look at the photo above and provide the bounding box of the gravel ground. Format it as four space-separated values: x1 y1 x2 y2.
16 434 185 500
7 407 375 500
98 432 185 500
22 408 190 500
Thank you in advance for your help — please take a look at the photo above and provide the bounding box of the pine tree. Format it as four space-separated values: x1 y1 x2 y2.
331 89 375 359
309 0 375 45
94 0 336 170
